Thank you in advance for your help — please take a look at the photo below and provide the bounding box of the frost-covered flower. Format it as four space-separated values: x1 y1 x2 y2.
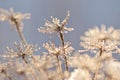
80 24 120 53
0 8 30 31
43 42 74 55
7 42 36 56
69 68 91 80
38 11 74 34
3 42 40 64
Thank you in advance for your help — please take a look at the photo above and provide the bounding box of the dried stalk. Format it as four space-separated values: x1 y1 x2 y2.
92 48 103 80
59 32 68 71
12 17 27 45
56 54 62 73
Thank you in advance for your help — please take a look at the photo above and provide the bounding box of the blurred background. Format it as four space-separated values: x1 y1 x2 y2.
0 0 120 54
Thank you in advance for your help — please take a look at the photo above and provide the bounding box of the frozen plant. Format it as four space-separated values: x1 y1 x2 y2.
0 8 30 44
0 8 120 80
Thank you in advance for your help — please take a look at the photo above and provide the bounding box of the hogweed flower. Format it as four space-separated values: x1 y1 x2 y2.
43 41 74 74
43 41 74 55
0 8 30 31
38 11 74 34
0 8 30 44
80 24 120 54
39 11 74 72
80 25 120 80
4 42 39 64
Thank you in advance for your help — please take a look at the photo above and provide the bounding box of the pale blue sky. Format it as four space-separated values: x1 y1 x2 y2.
0 0 120 54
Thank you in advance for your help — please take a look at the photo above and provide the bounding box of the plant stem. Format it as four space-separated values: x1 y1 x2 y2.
59 32 68 71
92 48 103 80
56 54 62 73
13 19 27 45
15 23 27 45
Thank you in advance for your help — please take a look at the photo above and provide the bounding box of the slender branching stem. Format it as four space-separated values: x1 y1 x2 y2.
92 48 103 80
59 32 68 71
13 19 28 64
16 25 27 45
12 18 27 45
15 23 27 45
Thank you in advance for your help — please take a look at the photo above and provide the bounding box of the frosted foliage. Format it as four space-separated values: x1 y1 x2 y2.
0 8 120 80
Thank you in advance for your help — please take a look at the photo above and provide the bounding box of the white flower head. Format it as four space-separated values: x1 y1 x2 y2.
4 42 39 62
0 8 31 31
43 41 74 55
80 24 120 53
38 11 74 34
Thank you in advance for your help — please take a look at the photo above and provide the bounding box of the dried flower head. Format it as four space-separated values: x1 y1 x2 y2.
2 42 40 64
43 41 74 55
38 11 74 34
80 24 120 53
0 8 30 31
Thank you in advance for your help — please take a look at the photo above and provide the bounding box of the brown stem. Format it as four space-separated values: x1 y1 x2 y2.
13 18 27 45
59 32 68 71
15 23 27 45
22 54 28 64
